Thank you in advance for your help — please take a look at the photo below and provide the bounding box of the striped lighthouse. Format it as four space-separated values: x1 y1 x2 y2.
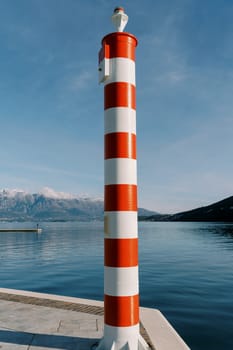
98 8 149 350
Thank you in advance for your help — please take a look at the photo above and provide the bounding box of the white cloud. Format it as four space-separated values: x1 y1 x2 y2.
39 187 75 199
69 70 93 91
155 70 189 84
0 188 27 197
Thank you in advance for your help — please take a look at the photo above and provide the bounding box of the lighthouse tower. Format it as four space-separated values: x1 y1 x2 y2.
98 7 149 350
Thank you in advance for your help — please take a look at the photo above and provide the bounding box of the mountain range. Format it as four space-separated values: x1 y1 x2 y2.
145 195 233 222
1 188 232 222
0 188 156 222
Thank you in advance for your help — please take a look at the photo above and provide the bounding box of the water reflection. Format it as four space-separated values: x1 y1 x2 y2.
205 223 233 238
195 223 233 251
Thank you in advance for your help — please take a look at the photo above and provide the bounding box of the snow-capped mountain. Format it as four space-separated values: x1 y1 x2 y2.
0 188 156 222
0 188 104 221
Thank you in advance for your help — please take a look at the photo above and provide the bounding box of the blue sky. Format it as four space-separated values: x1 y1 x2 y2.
0 0 233 213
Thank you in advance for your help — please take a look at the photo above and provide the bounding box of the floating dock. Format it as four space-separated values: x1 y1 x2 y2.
0 288 190 350
0 228 42 233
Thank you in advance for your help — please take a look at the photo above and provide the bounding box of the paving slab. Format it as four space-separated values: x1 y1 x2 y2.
0 298 102 349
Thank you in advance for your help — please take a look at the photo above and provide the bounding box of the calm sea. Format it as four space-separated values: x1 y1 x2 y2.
0 221 233 350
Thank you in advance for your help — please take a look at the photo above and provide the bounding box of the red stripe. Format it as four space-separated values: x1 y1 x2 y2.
104 83 136 110
105 133 136 159
105 238 138 267
102 32 137 61
104 294 139 327
105 184 137 211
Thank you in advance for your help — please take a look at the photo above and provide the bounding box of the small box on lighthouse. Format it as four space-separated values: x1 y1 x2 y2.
98 44 110 83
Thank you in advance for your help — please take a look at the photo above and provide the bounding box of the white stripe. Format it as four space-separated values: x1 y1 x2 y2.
102 324 140 350
104 266 138 296
105 108 136 134
105 158 137 185
104 58 135 86
104 211 138 238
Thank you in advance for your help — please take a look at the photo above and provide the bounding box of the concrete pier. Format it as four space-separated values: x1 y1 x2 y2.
0 229 42 233
0 288 190 350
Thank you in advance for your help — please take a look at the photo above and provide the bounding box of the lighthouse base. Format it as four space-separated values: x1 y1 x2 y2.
95 324 150 350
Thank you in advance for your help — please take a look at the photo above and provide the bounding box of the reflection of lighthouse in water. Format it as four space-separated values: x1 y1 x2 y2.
98 7 149 350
